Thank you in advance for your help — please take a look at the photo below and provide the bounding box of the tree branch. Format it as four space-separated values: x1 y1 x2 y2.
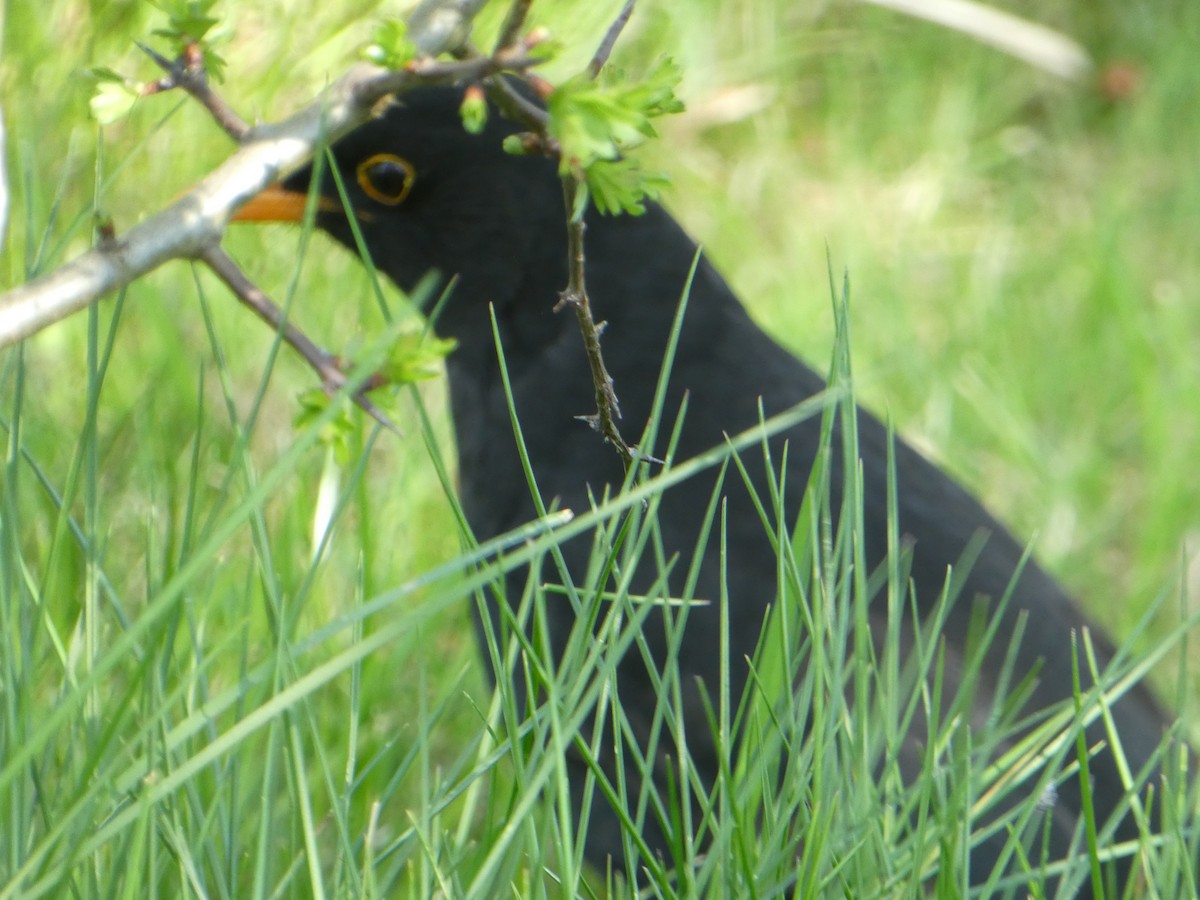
588 0 636 77
0 41 531 350
138 40 250 140
0 65 367 348
545 0 643 471
0 0 648 470
406 0 491 56
556 178 633 468
494 0 535 55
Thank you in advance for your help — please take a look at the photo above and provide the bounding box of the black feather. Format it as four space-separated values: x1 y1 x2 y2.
277 85 1183 891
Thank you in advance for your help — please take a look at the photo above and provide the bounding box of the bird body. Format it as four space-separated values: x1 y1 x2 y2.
235 85 1183 891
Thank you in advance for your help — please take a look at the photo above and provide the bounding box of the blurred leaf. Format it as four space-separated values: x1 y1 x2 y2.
379 331 458 385
149 0 221 42
294 388 356 463
147 0 228 81
526 33 564 64
85 66 132 84
361 18 417 70
83 70 143 124
586 158 669 216
501 133 531 156
459 85 488 135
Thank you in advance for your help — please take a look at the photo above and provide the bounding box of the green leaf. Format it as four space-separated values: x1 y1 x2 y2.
379 331 458 385
360 18 417 70
546 57 684 172
501 134 530 156
83 70 143 124
85 66 131 84
146 1 229 82
585 158 669 216
293 388 356 462
545 58 683 217
149 0 221 42
459 86 488 135
602 58 686 120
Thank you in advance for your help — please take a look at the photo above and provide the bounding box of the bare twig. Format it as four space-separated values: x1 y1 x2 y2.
556 178 633 468
201 247 396 430
588 0 636 78
138 41 250 140
484 75 551 132
445 40 550 132
494 0 534 54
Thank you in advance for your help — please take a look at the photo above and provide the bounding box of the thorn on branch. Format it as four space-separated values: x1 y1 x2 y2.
553 289 580 314
95 215 118 248
556 177 633 469
136 41 175 83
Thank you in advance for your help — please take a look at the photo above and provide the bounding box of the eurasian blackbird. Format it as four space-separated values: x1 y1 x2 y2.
235 85 1183 890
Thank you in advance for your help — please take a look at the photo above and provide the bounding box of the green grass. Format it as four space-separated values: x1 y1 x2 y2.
2 0 1198 896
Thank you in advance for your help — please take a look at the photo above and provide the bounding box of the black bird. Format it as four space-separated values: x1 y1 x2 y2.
235 85 1184 890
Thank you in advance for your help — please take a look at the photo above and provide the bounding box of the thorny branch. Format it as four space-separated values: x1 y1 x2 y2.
450 0 645 470
547 0 641 470
556 178 633 467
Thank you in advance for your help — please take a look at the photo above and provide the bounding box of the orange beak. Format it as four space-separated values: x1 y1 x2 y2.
232 186 342 224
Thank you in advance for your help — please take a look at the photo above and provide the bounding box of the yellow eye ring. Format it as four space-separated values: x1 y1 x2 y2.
356 153 415 205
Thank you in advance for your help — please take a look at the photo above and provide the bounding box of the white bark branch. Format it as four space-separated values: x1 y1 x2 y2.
0 0 504 350
861 0 1093 80
407 0 492 55
0 66 377 348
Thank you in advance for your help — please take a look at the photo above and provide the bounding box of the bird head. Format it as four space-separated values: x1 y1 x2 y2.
234 86 566 326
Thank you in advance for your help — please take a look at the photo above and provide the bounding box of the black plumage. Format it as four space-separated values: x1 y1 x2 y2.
236 85 1183 890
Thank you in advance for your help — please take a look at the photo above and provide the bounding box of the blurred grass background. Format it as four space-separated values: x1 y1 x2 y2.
1 0 1198 894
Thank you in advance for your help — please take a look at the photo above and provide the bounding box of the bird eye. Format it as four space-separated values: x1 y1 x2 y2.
356 153 415 205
